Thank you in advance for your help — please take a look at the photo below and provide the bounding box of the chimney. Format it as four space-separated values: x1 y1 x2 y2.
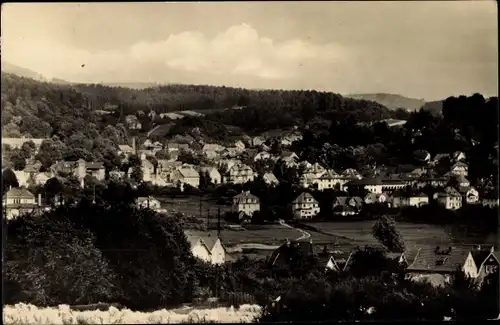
478 245 482 251
491 246 495 253
132 137 137 154
38 193 41 206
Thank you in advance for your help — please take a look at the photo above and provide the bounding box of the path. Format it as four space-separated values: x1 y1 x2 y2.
146 124 161 137
279 220 311 241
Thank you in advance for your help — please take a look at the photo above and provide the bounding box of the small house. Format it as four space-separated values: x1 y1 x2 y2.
291 192 320 220
232 191 260 216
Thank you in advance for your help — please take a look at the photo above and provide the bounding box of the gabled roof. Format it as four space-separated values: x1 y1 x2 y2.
263 172 279 184
351 177 383 186
233 191 259 203
471 250 492 267
293 192 318 204
178 168 200 178
269 241 315 267
4 187 35 199
452 161 468 169
407 246 469 273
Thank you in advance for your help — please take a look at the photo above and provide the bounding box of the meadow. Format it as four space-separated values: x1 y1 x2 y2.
306 221 497 249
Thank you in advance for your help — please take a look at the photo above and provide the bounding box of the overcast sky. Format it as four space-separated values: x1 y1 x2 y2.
1 2 497 100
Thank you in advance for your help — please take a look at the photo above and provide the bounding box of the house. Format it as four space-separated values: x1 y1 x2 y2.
279 151 299 166
462 246 498 282
1 137 47 151
452 151 466 162
125 115 142 130
482 197 499 208
406 246 469 286
333 196 363 209
434 187 462 210
199 166 222 185
450 162 468 177
250 136 265 147
171 168 200 188
138 159 155 182
118 144 134 156
165 142 190 152
453 175 470 188
186 234 227 265
364 192 391 205
381 178 408 192
220 147 239 158
268 240 315 268
341 168 363 180
457 186 480 205
315 170 345 191
346 178 384 194
392 191 429 208
304 162 326 176
13 170 30 187
85 161 106 181
109 170 126 180
226 164 255 184
232 191 260 216
2 187 46 220
332 204 358 216
262 172 279 186
233 140 246 151
254 151 272 161
33 172 54 186
291 192 320 220
203 143 225 154
136 196 162 211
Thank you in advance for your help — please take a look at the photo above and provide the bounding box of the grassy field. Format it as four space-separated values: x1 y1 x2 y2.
159 197 232 217
306 221 497 249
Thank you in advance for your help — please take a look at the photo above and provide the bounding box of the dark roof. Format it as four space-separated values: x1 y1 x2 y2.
269 241 314 267
350 178 383 186
407 246 469 273
4 188 35 199
471 250 493 267
86 162 105 169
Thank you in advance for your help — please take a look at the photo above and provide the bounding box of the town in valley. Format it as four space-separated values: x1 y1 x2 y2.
1 2 499 323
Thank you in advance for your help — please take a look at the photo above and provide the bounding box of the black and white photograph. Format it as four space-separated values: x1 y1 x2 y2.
1 1 498 323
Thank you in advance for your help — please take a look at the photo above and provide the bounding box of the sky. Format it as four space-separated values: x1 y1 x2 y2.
1 2 497 100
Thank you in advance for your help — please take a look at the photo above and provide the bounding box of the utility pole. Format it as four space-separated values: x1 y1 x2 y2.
92 184 96 204
217 207 221 237
206 208 210 231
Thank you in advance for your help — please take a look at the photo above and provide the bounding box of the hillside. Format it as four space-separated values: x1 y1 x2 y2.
1 71 406 144
1 61 45 81
346 93 426 111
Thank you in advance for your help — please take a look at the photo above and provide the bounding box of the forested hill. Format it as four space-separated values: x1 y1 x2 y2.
346 93 426 111
1 72 402 138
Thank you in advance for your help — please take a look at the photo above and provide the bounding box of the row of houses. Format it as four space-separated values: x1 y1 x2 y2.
184 232 499 287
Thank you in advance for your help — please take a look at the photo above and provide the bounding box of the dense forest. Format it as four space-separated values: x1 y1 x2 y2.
1 72 406 138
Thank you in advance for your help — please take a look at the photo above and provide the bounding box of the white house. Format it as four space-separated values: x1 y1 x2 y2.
459 186 480 205
186 235 227 265
254 151 272 161
137 196 162 210
315 170 346 191
434 187 462 210
450 162 468 177
291 192 320 220
2 187 43 220
226 164 255 184
199 166 222 185
232 191 260 216
171 168 200 188
262 172 280 186
139 159 155 182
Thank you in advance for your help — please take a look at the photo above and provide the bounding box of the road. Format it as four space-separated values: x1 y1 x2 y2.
279 220 311 241
146 124 161 137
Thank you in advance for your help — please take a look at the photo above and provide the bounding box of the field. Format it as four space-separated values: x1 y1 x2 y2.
159 197 233 217
306 221 497 249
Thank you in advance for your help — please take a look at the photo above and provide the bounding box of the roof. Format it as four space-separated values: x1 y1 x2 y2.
178 168 200 178
452 162 468 169
86 162 104 169
407 246 469 273
269 241 315 267
351 178 383 186
471 250 492 267
4 187 35 199
118 144 133 151
280 151 297 159
263 172 279 183
233 191 259 202
293 192 318 204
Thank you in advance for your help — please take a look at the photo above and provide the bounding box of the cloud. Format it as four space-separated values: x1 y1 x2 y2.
129 23 348 79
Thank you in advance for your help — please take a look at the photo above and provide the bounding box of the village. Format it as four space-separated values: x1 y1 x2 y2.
2 130 499 289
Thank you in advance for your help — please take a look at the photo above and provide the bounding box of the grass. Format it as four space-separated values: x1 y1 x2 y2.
159 197 232 217
306 221 497 249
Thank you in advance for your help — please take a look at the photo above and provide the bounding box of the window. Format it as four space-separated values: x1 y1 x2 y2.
485 265 497 274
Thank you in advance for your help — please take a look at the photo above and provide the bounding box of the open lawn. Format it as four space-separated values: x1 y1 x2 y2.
307 221 497 249
159 196 232 217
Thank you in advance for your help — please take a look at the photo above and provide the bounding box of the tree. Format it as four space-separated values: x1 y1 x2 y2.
155 150 171 160
4 216 123 306
372 215 405 253
130 166 144 183
44 177 65 205
2 168 19 192
9 149 26 171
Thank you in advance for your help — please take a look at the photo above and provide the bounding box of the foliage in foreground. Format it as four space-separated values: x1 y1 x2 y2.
3 303 261 324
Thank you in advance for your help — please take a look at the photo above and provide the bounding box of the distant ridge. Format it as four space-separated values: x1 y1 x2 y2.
1 61 46 81
346 93 427 111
